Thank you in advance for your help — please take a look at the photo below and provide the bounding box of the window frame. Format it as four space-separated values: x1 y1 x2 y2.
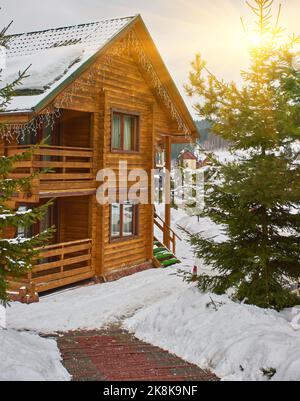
111 109 140 154
16 201 59 242
109 202 139 243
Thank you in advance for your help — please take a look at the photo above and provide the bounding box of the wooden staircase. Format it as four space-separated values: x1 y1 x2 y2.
153 240 181 267
153 212 181 268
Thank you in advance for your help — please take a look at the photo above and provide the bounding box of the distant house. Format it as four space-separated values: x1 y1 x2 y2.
0 15 197 297
177 150 212 170
196 151 212 168
178 151 198 170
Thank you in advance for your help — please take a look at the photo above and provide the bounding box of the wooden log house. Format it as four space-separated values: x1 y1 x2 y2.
0 15 197 296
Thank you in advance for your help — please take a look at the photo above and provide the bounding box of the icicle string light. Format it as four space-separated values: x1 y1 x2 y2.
0 31 191 140
101 31 191 138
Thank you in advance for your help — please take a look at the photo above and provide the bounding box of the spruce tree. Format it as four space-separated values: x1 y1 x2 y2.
0 21 52 305
184 0 300 310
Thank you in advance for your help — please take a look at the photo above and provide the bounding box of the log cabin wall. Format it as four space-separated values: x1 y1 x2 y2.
54 37 176 277
97 48 174 276
74 37 175 277
0 140 4 156
59 110 92 148
59 196 91 243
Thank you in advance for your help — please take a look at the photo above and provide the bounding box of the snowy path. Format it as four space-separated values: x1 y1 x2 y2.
57 326 218 381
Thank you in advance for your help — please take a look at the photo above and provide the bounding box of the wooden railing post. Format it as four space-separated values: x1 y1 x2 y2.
164 136 172 249
62 154 66 178
30 151 34 175
172 234 176 255
61 243 65 274
154 212 181 255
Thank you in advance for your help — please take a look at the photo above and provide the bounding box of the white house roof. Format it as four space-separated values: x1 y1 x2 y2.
2 16 136 113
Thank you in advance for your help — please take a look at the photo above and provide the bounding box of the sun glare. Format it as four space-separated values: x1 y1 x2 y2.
249 33 263 48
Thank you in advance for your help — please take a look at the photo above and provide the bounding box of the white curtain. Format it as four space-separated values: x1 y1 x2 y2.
112 115 121 149
124 116 133 151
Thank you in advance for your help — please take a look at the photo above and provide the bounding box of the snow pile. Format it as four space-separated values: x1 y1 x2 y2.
0 306 5 329
7 268 186 333
0 329 70 381
124 287 300 381
176 212 224 239
2 45 85 91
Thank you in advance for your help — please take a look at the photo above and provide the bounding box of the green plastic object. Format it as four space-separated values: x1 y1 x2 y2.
153 247 167 255
161 258 181 267
156 252 173 261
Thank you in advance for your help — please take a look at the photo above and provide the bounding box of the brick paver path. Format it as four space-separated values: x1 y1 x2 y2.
57 327 219 381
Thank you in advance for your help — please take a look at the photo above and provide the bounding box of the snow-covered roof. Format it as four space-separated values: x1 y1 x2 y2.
2 16 136 113
179 151 198 161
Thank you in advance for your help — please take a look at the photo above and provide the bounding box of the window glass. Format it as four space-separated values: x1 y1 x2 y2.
123 116 133 151
112 115 122 150
112 112 138 152
17 206 33 238
123 203 134 237
40 206 52 233
18 132 36 146
110 203 138 240
111 204 121 238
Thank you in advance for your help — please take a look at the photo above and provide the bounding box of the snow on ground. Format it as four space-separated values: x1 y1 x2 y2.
7 268 186 333
4 207 300 381
124 287 300 381
0 329 70 381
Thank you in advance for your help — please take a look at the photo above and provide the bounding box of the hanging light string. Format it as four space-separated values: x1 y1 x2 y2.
101 30 191 138
0 31 191 140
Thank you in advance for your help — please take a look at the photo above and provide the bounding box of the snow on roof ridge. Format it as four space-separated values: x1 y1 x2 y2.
2 15 139 112
7 15 138 38
5 15 137 59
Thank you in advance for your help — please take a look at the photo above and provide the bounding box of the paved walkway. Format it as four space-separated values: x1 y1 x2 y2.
57 327 219 381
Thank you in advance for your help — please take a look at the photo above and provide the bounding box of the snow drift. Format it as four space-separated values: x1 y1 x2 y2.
124 286 300 381
0 329 70 381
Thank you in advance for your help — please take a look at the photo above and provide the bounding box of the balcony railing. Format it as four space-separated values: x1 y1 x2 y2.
5 145 93 185
9 239 94 294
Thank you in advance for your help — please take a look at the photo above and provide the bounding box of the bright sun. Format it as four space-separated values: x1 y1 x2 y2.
249 33 264 48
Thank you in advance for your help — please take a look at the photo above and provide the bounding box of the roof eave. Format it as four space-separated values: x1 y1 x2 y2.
133 16 197 138
4 15 197 140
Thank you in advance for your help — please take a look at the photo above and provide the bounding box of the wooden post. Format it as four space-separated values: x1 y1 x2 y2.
164 136 171 249
172 235 176 255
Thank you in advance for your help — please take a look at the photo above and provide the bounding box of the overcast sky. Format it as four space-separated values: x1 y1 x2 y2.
1 0 299 116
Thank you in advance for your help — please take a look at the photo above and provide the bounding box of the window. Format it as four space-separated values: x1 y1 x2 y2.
110 202 138 240
111 111 139 152
17 206 34 239
18 122 58 146
17 202 58 241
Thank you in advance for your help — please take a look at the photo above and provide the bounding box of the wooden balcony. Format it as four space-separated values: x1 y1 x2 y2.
5 145 95 201
9 239 94 294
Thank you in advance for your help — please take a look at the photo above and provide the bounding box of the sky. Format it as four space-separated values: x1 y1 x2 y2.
1 0 299 117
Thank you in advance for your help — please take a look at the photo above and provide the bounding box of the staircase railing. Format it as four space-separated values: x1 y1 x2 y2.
154 212 181 255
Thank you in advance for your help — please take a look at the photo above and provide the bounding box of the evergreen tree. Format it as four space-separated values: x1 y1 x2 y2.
184 0 300 310
0 21 52 305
